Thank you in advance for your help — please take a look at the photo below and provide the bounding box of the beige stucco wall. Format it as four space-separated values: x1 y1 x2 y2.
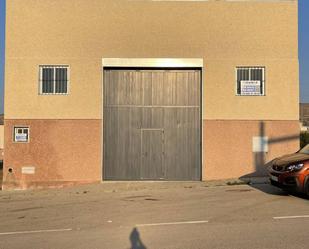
5 0 298 120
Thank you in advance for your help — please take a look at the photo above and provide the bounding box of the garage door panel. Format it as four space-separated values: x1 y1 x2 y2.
163 108 200 180
129 71 143 106
151 108 164 129
104 70 113 106
187 108 201 179
164 72 176 106
141 130 164 179
127 107 143 179
103 69 201 181
188 71 201 106
175 72 189 106
151 72 165 106
106 70 120 106
142 72 153 106
104 106 142 180
117 71 128 106
142 107 164 129
141 108 152 129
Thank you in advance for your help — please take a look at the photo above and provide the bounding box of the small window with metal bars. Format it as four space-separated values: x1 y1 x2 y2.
39 65 69 94
14 127 30 143
236 67 265 96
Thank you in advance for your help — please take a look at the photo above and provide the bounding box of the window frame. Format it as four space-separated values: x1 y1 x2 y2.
39 65 70 95
235 66 265 96
13 126 30 143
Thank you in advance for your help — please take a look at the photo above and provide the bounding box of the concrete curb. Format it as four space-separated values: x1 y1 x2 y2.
0 177 271 194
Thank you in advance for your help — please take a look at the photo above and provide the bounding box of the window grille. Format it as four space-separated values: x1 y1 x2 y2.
39 65 69 94
236 67 265 96
14 127 30 143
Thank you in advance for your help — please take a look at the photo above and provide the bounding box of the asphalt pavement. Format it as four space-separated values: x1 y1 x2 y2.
0 181 308 249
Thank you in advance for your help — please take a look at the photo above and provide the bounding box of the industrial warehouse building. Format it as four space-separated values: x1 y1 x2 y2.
2 0 299 189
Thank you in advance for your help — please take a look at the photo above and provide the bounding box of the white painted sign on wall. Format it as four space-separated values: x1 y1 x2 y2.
241 80 261 96
15 134 28 142
22 166 35 174
252 136 268 152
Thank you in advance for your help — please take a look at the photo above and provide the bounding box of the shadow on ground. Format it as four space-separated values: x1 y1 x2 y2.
239 176 308 200
247 182 288 195
252 183 308 200
129 227 147 249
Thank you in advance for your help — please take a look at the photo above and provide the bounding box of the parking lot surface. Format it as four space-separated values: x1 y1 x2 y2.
0 181 308 249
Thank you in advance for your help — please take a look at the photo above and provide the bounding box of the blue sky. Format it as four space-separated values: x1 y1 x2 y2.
299 0 309 103
0 0 4 113
0 0 308 114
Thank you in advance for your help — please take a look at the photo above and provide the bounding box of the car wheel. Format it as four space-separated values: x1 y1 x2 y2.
270 179 276 186
270 179 281 188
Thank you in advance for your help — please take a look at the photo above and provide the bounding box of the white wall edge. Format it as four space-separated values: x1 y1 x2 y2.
102 58 204 68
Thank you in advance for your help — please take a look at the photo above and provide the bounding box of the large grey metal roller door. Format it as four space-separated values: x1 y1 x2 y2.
103 69 201 180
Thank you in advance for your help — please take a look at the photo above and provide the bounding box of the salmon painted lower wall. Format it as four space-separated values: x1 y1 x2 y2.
1 119 300 189
202 120 300 180
2 119 102 190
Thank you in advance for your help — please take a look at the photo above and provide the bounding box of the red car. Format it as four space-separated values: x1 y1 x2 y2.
268 144 309 198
